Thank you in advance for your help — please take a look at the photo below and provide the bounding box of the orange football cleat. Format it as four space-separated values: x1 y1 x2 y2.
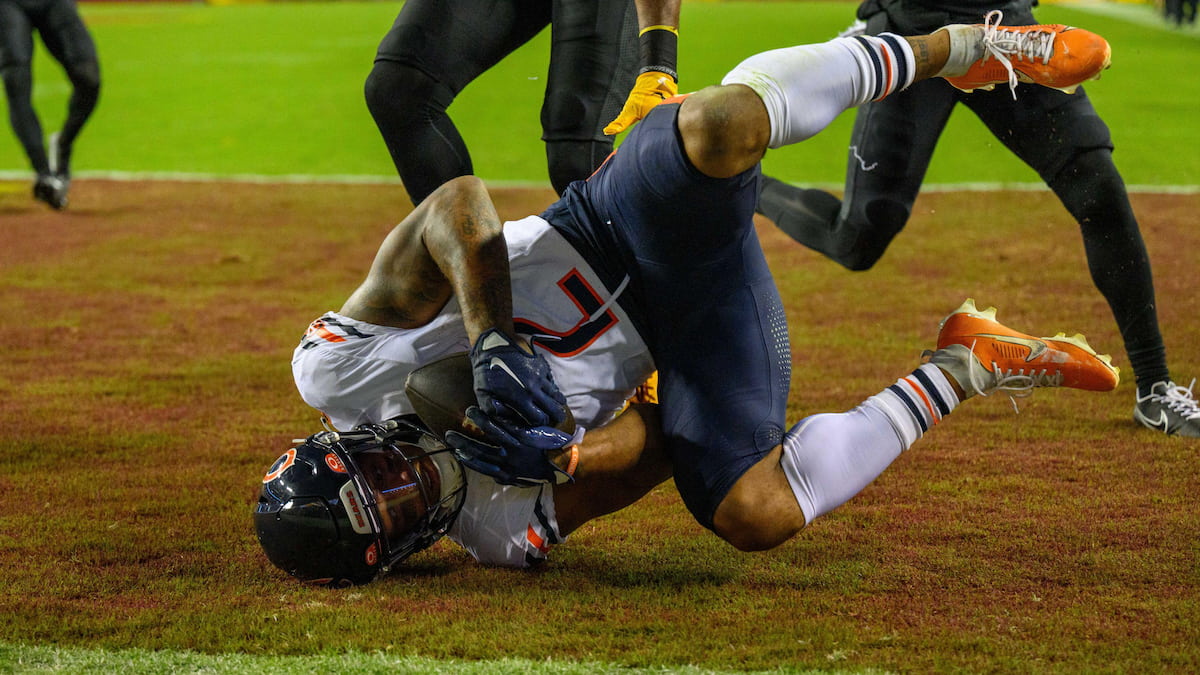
945 10 1112 96
931 298 1119 397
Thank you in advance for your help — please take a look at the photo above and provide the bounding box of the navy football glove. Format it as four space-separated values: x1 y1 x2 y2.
445 407 579 487
470 328 567 427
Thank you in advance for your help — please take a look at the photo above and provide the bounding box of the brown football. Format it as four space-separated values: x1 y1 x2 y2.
404 352 574 440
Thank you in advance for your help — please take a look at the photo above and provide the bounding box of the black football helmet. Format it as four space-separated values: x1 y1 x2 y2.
253 416 466 587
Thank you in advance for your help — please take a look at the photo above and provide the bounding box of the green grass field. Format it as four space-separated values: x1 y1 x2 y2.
2 2 1199 673
2 1 1199 187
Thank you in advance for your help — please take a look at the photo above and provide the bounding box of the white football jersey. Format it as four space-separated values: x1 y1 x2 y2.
291 215 653 567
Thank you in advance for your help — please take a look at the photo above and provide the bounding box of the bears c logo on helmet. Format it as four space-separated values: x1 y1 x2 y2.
325 453 347 473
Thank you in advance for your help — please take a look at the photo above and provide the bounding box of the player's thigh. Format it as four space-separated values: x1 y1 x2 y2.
32 0 97 69
656 273 792 531
589 103 762 269
0 2 35 69
541 0 637 140
965 84 1112 182
374 0 550 93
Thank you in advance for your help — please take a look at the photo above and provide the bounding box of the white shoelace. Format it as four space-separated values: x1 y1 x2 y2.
926 342 1056 413
978 9 1056 97
1147 379 1200 419
961 339 1063 413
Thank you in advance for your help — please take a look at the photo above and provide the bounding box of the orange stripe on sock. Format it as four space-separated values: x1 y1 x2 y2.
880 48 895 99
904 376 940 424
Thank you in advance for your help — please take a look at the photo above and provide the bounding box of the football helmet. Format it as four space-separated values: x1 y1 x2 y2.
253 415 466 587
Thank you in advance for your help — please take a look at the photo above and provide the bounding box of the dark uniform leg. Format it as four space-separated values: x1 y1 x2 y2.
364 0 549 204
964 83 1170 390
758 76 958 270
755 8 961 271
0 1 50 176
541 0 638 195
35 0 101 178
554 103 790 529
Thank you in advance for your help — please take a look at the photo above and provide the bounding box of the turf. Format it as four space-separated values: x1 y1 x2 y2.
0 642 882 675
1 179 1197 673
1 1 1198 186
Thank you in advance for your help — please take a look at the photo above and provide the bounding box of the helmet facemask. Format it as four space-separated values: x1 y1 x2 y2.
344 430 466 570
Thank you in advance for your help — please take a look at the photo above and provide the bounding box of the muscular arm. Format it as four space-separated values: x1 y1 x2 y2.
339 176 518 344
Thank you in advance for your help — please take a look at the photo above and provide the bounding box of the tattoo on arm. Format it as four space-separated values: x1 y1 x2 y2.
915 40 931 70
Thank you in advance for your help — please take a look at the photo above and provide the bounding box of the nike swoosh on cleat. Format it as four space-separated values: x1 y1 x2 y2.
974 333 1048 361
488 357 528 389
1138 408 1171 432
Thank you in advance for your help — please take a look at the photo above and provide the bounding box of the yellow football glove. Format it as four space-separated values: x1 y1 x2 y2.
630 371 659 404
604 71 679 136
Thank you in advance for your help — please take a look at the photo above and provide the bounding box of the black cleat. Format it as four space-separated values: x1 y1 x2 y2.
32 174 69 211
1134 380 1200 438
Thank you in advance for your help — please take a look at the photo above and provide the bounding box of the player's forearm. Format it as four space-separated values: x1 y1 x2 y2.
634 0 680 30
551 403 665 479
420 177 517 343
634 0 680 82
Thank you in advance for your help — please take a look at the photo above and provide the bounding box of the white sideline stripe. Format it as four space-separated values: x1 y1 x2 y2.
0 169 405 186
2 170 1198 194
0 169 547 190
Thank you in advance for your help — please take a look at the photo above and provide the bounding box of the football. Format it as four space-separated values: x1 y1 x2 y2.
404 352 574 440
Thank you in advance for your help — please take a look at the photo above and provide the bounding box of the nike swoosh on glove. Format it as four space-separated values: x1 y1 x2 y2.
470 328 568 427
446 407 581 487
603 71 679 136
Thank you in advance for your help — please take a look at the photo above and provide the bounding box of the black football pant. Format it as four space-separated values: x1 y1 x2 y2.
364 0 638 204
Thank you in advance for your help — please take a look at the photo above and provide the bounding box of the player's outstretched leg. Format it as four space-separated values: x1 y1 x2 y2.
756 299 1119 543
719 14 1112 155
940 9 1112 95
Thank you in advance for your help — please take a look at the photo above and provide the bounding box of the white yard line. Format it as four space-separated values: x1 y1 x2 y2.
2 170 1197 194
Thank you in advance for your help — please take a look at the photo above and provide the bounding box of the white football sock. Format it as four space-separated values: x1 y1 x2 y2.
781 364 960 524
722 34 916 148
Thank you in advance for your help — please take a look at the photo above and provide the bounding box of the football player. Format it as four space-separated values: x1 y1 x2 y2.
0 0 100 210
257 20 1119 585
